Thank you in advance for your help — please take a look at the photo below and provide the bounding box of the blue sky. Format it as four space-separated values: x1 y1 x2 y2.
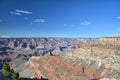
0 0 120 38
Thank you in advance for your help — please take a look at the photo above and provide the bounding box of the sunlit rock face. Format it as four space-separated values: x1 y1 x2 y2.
28 51 120 80
27 37 120 80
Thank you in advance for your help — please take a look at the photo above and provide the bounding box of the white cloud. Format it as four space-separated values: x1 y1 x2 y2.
33 18 45 23
10 11 21 16
16 9 32 14
80 21 91 25
116 16 120 19
10 9 32 16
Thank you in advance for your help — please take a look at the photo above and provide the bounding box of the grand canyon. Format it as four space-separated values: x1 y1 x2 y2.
0 37 120 80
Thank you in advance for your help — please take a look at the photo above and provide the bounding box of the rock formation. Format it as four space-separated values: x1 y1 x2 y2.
1 37 120 80
27 37 120 80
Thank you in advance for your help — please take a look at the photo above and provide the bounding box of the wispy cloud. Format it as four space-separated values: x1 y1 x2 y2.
33 18 45 23
116 16 120 19
16 9 32 14
10 9 32 16
80 21 91 25
29 18 45 24
10 11 21 16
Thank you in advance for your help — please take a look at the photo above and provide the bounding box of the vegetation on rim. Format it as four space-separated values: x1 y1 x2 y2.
2 62 19 80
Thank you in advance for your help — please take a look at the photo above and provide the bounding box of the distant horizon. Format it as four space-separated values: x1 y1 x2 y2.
0 36 120 39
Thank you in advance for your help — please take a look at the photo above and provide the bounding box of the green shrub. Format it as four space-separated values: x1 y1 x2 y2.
2 62 20 80
2 62 11 78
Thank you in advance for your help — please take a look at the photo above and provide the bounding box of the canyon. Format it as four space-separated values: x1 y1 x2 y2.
0 37 120 80
0 38 95 68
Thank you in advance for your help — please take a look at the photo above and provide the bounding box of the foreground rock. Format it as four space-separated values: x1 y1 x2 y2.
28 52 120 80
27 37 120 80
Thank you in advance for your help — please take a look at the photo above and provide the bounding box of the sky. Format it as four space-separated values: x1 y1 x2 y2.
0 0 120 38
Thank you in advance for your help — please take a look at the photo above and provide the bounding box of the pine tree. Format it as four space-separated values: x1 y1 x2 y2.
2 62 20 80
2 62 11 78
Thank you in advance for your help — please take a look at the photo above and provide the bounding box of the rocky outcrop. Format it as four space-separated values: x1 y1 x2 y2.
28 50 120 80
10 59 35 78
28 54 99 80
28 37 120 80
